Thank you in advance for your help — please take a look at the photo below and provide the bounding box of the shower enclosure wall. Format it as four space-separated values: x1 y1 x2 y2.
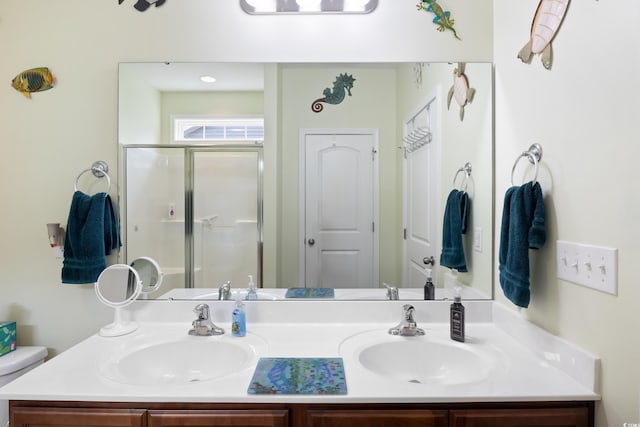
122 145 263 295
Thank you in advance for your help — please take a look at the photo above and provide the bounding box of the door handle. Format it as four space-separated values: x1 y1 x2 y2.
308 238 315 246
423 256 435 266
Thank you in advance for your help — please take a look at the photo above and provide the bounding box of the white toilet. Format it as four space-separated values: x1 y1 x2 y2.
0 347 47 427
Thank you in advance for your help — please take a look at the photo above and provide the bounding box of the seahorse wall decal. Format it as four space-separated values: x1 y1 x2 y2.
416 0 461 41
311 73 356 113
118 0 166 12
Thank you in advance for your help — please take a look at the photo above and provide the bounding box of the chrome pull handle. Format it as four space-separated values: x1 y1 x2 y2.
423 256 435 266
308 238 315 246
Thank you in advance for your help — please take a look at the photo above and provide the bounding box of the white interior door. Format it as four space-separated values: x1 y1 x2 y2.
404 96 440 287
302 131 378 289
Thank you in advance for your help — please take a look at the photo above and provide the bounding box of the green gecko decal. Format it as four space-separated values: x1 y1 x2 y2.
417 0 461 40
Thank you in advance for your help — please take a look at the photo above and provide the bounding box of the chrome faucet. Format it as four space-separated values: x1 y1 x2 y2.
188 303 224 336
384 283 399 300
389 304 425 336
218 281 232 300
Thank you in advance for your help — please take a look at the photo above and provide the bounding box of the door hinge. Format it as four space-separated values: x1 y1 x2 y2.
372 222 375 232
403 228 407 240
372 147 377 161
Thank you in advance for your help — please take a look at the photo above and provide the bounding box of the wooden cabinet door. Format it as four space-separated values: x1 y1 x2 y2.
148 410 288 427
450 407 590 427
305 409 448 427
11 407 146 427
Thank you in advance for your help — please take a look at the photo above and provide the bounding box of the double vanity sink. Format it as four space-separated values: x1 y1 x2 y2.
1 299 599 427
96 323 501 389
0 298 599 402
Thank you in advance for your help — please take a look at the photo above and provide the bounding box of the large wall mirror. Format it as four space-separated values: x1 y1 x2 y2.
118 62 493 301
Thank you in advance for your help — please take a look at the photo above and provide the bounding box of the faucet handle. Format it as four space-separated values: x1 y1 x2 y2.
402 304 416 323
389 304 425 336
384 283 399 300
193 303 210 320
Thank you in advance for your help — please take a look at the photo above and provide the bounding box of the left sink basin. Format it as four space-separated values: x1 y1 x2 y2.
98 328 267 386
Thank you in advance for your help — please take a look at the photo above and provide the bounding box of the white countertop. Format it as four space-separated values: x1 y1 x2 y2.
0 300 600 404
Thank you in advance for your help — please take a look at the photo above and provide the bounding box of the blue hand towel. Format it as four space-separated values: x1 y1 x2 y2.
499 181 546 308
62 191 121 284
440 189 469 272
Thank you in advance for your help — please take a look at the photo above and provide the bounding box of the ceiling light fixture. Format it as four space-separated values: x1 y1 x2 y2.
200 75 217 83
240 0 377 14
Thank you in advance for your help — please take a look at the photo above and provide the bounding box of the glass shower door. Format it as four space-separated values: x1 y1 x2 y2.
190 148 263 289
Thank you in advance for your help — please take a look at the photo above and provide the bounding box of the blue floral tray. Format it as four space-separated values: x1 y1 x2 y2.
248 357 347 395
284 288 335 298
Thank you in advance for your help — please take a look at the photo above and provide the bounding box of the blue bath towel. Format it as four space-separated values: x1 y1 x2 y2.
440 189 469 272
62 191 121 284
499 181 546 308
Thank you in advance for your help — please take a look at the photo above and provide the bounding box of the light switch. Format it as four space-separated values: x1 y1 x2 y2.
556 240 618 295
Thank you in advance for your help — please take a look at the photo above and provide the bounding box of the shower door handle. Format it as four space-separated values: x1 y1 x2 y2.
307 238 315 246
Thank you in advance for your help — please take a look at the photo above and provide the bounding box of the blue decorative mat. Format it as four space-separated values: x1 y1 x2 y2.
248 357 347 395
284 288 335 298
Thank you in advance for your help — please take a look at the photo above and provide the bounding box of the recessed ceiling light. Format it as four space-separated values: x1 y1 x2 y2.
200 75 217 83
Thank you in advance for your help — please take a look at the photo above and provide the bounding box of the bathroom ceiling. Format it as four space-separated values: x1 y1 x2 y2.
124 62 265 92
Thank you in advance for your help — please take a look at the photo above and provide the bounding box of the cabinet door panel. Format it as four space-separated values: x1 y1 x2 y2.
450 408 590 427
148 410 288 427
12 407 146 427
306 409 448 427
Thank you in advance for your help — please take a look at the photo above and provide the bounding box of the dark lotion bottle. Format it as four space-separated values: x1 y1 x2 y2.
450 295 465 342
423 271 435 300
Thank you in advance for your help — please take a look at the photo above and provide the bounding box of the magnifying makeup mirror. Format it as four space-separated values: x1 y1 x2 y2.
130 257 164 297
95 264 142 337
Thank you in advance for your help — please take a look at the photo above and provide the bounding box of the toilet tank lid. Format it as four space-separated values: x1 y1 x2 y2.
0 346 48 376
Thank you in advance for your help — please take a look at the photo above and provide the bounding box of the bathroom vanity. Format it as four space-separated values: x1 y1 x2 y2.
2 300 599 427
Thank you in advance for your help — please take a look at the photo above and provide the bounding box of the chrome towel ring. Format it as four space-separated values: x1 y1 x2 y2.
510 143 543 186
452 162 472 191
74 160 111 193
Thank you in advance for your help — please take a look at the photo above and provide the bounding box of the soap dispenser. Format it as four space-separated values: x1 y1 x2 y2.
231 297 246 337
245 274 257 300
450 287 465 342
423 268 435 300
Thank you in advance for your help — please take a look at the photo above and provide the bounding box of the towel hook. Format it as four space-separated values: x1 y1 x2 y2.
510 143 543 186
452 162 472 191
74 161 111 193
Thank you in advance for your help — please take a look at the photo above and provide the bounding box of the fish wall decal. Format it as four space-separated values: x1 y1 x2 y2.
118 0 167 12
416 0 461 41
11 67 55 98
518 0 570 70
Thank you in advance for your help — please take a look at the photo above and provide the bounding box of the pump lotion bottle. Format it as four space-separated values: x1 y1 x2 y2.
450 291 465 342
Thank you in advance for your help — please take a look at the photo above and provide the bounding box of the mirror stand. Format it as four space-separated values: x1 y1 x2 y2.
95 264 142 337
99 307 138 337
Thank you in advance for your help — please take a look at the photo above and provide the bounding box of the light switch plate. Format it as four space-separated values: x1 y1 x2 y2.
556 240 618 295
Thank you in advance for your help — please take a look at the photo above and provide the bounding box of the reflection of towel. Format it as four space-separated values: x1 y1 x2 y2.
440 190 469 272
499 181 546 308
62 191 121 284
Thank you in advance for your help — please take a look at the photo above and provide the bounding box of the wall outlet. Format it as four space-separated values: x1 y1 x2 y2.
556 240 618 295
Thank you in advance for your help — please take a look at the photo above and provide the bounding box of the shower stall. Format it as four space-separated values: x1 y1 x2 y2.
122 144 263 294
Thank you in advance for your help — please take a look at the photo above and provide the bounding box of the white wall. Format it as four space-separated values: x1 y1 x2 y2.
493 1 640 425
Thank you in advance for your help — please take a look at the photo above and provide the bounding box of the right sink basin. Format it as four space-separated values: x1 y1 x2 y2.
339 329 504 386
